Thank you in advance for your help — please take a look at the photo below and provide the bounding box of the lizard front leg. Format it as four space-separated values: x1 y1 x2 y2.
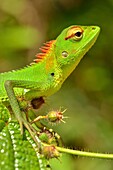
4 80 43 147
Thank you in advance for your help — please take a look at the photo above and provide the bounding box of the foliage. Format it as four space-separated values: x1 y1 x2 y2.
0 0 113 169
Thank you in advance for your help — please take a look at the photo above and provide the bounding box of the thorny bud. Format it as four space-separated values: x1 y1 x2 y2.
42 145 60 159
47 109 67 124
38 128 62 145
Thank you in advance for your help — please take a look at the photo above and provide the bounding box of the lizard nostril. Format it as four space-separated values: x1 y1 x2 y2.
92 27 96 30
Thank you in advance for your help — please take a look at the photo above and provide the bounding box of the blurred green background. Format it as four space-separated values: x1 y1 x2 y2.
0 0 113 169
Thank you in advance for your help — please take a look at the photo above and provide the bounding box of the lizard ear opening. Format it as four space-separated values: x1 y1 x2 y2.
62 51 68 58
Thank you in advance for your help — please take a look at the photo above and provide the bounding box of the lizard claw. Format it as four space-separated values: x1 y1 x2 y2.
18 119 24 135
17 116 41 148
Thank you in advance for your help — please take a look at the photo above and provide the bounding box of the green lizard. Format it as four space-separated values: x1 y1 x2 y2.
0 25 100 144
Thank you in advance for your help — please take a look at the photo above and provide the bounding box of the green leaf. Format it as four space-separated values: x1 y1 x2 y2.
0 103 9 123
0 121 50 170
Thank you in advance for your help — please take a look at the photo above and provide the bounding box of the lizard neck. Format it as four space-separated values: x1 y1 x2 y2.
61 49 86 83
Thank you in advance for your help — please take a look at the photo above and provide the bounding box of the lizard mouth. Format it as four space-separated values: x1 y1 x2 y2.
81 26 100 51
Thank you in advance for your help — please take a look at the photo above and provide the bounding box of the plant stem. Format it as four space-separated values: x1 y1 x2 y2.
56 146 113 159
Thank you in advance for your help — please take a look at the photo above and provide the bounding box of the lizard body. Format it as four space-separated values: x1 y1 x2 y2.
0 25 100 142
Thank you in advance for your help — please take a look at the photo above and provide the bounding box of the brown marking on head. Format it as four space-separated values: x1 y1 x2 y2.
65 34 74 40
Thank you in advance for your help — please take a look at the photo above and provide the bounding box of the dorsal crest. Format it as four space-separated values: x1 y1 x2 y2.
34 40 55 63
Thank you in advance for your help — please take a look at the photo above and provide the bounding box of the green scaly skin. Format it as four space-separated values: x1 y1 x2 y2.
0 25 100 146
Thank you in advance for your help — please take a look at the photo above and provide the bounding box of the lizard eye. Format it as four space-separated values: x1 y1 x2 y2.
65 26 83 41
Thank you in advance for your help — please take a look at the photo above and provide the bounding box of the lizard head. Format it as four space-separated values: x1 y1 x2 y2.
55 25 100 80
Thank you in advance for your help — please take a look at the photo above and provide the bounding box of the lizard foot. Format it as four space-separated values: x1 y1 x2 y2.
17 116 42 149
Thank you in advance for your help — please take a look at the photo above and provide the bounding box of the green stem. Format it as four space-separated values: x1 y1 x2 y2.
43 143 113 159
56 146 113 159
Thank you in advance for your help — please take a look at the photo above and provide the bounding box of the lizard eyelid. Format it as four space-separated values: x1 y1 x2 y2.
65 26 83 41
